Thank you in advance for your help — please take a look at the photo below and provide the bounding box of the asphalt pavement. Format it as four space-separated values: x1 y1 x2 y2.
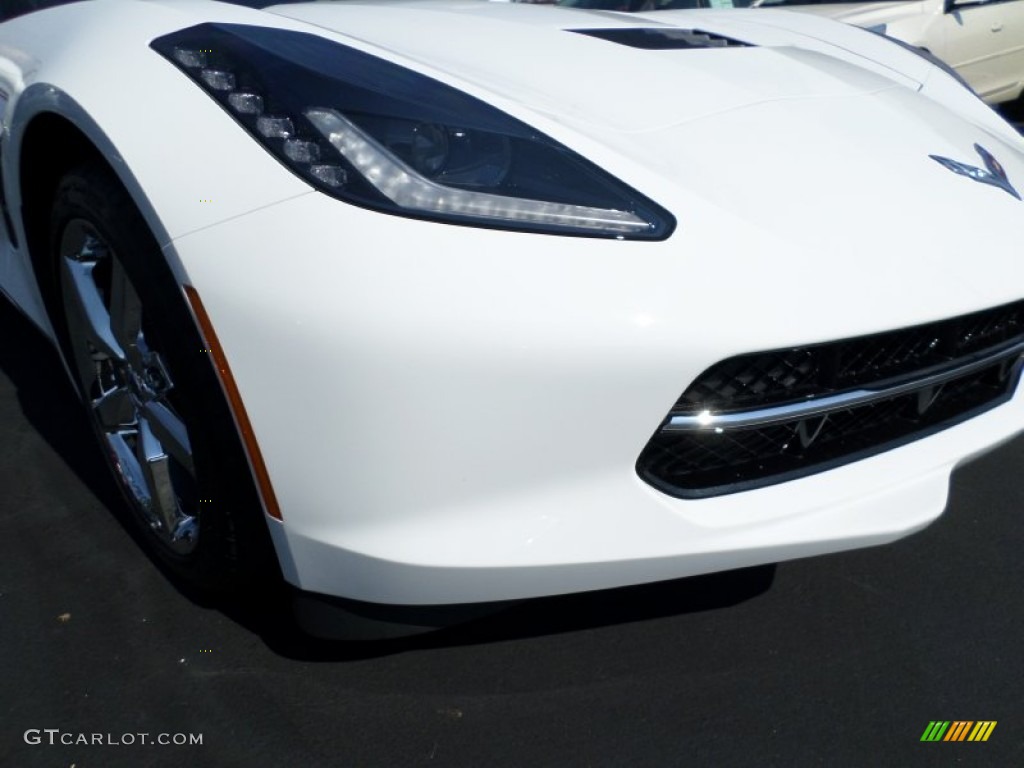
2 280 1023 767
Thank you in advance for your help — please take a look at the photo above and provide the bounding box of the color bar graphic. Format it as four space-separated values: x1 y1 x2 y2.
920 720 996 742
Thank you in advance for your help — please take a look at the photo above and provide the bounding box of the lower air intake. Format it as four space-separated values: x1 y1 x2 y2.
638 300 1024 498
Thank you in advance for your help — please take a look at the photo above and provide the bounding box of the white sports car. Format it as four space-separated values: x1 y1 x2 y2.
2 0 1023 637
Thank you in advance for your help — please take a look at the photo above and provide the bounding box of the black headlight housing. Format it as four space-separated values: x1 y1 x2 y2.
151 23 675 239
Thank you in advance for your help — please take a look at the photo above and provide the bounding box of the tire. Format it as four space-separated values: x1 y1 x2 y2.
48 162 277 594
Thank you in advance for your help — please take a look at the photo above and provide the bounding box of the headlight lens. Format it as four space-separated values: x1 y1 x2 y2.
152 24 674 239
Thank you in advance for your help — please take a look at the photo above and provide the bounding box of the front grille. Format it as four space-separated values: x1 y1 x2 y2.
638 300 1024 498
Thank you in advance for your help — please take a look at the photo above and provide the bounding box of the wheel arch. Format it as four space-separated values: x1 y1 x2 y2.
19 111 101 327
15 86 183 330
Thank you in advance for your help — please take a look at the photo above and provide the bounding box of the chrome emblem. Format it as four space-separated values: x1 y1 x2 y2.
930 144 1020 200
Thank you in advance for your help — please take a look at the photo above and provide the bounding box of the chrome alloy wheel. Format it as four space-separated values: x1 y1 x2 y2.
59 219 199 554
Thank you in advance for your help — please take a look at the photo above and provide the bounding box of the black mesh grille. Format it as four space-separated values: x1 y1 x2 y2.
639 300 1024 498
672 300 1024 415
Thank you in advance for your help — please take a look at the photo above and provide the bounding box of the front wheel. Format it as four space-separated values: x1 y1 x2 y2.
49 163 275 592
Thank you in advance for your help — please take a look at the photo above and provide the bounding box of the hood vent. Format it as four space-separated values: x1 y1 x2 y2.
573 28 753 49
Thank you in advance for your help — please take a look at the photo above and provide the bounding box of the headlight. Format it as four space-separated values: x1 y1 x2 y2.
152 24 675 239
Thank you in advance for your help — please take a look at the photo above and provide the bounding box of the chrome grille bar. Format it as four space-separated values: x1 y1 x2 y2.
665 340 1024 432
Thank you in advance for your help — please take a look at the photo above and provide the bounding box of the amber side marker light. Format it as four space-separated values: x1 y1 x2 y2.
183 285 283 521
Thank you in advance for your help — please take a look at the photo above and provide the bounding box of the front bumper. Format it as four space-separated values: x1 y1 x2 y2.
168 189 1024 605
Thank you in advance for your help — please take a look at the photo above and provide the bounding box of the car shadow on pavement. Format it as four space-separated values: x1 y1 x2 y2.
225 564 776 662
1 295 775 660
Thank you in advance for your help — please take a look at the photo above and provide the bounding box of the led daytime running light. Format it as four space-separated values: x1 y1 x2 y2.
305 108 649 234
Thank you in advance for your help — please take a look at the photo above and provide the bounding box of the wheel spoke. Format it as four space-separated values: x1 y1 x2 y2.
92 386 135 431
108 255 144 367
141 400 194 477
137 417 182 535
61 258 126 362
107 432 151 509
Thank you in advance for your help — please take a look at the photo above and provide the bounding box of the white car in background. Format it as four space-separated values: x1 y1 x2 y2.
753 0 1024 104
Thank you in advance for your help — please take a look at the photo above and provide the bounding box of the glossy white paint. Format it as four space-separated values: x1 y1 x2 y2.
774 0 1024 104
1 0 1023 604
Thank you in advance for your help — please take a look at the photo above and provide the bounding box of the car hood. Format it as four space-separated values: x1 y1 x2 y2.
263 1 925 132
260 1 1022 306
